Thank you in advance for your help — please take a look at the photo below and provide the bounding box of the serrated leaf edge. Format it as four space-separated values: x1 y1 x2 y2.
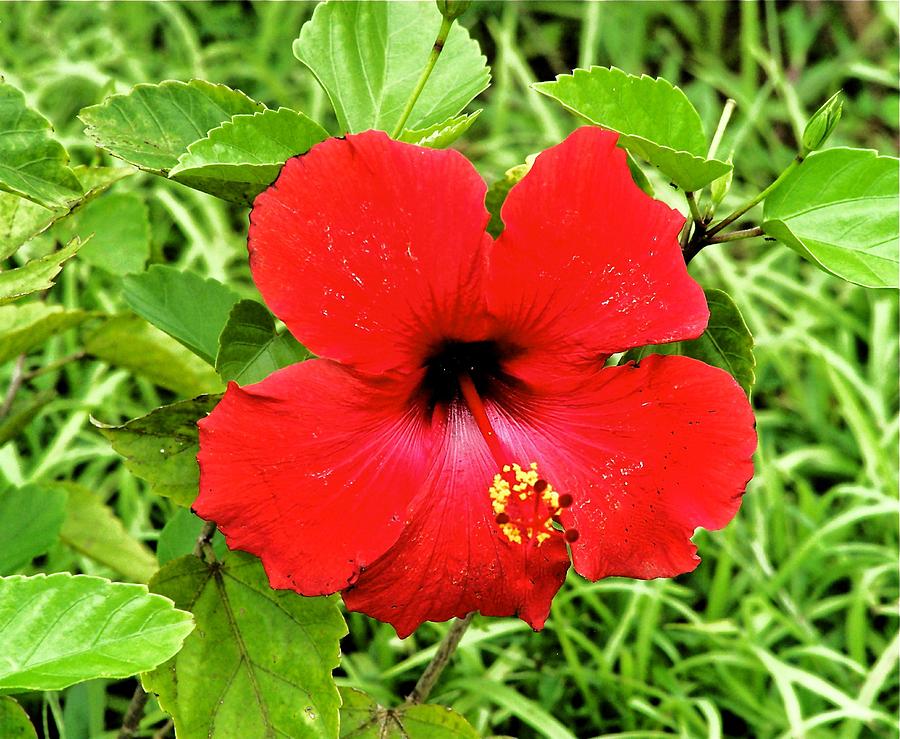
532 66 732 189
78 79 265 175
169 106 328 179
0 80 84 208
0 572 193 689
144 554 346 738
399 110 482 147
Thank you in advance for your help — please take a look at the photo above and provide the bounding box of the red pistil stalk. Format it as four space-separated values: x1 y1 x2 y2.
458 372 577 548
457 372 507 467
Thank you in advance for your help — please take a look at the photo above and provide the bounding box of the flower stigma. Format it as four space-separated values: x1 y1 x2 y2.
458 373 578 547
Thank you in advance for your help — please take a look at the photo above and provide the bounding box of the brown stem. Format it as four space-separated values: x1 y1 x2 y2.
193 519 218 562
0 355 27 419
406 613 475 705
116 684 150 739
153 718 174 738
22 351 86 382
684 224 765 264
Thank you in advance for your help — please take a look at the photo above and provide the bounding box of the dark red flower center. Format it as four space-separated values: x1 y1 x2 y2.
422 339 512 408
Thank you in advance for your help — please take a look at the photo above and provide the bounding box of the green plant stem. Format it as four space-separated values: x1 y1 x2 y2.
706 225 764 243
682 97 735 245
707 98 737 160
706 155 802 237
686 191 703 224
406 613 475 704
684 225 765 264
681 191 705 253
389 16 454 138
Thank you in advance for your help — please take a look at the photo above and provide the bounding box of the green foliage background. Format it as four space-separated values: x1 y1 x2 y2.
0 1 897 737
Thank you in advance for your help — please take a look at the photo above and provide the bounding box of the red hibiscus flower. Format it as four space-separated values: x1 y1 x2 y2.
194 126 756 638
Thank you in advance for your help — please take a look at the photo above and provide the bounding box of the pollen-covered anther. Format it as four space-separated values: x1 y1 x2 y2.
489 462 576 547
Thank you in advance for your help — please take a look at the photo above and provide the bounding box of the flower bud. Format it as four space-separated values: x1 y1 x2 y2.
435 0 472 21
802 91 842 154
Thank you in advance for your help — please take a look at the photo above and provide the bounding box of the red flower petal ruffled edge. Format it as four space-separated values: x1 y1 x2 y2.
194 360 433 595
494 354 756 581
249 130 495 376
489 127 709 368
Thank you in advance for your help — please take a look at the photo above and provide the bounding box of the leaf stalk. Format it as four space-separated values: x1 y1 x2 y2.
707 98 736 161
705 226 764 244
705 154 802 238
390 16 455 139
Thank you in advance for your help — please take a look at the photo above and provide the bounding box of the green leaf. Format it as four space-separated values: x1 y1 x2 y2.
0 484 67 575
625 151 654 197
293 1 490 134
157 508 227 566
143 551 346 738
0 166 131 261
59 192 150 275
0 697 37 739
533 67 731 191
79 80 263 174
0 81 82 208
0 303 89 364
0 194 57 261
96 395 220 508
0 237 83 305
339 688 479 738
83 315 223 397
622 289 756 395
398 111 481 148
122 265 241 365
0 573 193 691
762 147 899 289
216 300 310 384
70 166 134 197
59 484 158 583
168 107 329 205
485 159 533 239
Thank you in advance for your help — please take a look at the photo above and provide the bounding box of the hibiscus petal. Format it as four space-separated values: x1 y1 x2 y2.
489 126 709 361
342 402 571 638
249 131 494 374
497 354 756 580
195 359 432 595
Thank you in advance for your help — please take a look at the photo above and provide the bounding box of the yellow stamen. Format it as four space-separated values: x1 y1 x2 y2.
489 461 575 547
